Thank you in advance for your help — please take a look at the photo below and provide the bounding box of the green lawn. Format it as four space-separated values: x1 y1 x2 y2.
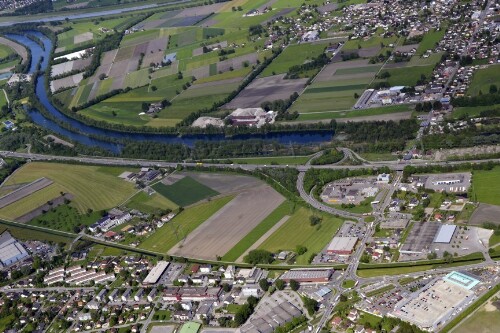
489 233 500 247
260 42 328 77
472 167 500 206
467 65 500 96
384 65 435 86
222 202 293 261
139 196 233 253
342 279 356 288
0 223 74 245
152 176 219 207
416 29 446 55
0 44 14 59
0 314 15 332
258 206 344 264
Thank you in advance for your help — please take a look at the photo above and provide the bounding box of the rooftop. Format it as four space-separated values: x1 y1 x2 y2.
433 224 456 243
327 236 358 252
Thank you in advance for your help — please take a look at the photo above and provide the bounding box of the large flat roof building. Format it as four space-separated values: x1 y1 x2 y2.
327 236 358 255
280 268 333 283
433 224 457 243
0 231 29 267
142 261 169 284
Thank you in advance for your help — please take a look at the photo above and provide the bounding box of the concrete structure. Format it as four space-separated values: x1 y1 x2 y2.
142 261 170 284
228 108 275 128
326 236 358 255
240 302 302 333
443 271 480 290
280 268 332 283
433 224 457 243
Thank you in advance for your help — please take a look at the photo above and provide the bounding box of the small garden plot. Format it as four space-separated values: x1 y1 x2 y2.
152 176 219 207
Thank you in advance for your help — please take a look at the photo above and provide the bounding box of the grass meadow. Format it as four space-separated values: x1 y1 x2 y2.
258 206 344 264
467 65 500 96
472 167 500 206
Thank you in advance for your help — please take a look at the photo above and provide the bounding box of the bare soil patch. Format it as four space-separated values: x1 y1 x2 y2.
181 172 261 194
169 184 284 260
224 74 307 109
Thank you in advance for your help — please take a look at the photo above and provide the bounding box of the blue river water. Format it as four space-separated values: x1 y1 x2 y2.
7 32 333 153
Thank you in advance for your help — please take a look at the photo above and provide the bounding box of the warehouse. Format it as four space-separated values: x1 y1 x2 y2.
280 268 333 283
0 231 29 267
142 261 170 284
433 224 457 243
327 236 358 255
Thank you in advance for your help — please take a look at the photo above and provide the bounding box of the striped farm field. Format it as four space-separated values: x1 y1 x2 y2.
2 162 137 213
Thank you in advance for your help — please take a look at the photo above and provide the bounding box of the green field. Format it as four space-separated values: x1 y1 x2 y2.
28 204 102 232
0 44 14 59
0 223 74 245
2 162 137 214
384 64 435 86
139 196 233 253
472 167 500 206
0 90 8 110
260 42 328 77
452 104 500 119
258 206 344 264
416 29 446 55
222 202 293 261
453 292 500 333
467 65 500 96
294 104 412 121
152 176 219 207
342 279 356 288
125 191 178 214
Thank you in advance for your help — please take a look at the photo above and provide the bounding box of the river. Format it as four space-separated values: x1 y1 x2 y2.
7 32 333 153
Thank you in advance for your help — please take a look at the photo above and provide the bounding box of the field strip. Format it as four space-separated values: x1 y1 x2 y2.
0 36 27 63
2 89 9 106
0 177 53 209
236 215 290 263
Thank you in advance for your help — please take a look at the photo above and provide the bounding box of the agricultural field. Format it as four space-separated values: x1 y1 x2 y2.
169 183 284 260
139 195 233 253
55 16 140 51
260 42 328 77
382 64 435 87
0 163 137 218
467 65 500 96
125 191 178 214
0 44 14 59
471 167 500 206
258 206 344 264
152 176 219 207
28 205 102 233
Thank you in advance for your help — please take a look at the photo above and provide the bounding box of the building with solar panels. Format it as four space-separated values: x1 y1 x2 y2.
0 231 30 267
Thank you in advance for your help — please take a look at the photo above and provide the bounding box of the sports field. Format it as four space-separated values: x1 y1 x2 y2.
152 176 219 207
472 167 500 206
1 162 137 213
139 195 233 253
467 65 500 96
258 206 344 264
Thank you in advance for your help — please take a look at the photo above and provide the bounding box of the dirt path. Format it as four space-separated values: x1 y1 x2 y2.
236 215 290 263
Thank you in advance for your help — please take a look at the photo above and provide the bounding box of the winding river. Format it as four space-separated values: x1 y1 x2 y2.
7 32 333 153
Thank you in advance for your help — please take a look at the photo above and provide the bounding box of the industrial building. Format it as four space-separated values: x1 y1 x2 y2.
280 268 333 283
240 302 302 333
434 224 457 243
0 231 30 267
142 261 170 284
327 236 358 255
